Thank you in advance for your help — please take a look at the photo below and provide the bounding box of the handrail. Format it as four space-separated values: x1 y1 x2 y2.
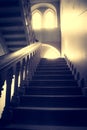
0 43 41 120
0 43 41 70
64 54 85 88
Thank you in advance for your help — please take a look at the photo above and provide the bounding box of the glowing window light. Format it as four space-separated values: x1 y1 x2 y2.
42 44 60 59
0 81 6 118
44 9 57 29
32 10 42 30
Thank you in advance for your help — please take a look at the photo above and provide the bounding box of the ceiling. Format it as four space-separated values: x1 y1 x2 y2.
0 0 60 53
0 0 29 52
30 0 59 4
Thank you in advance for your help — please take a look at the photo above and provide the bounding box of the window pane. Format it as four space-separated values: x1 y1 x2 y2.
44 9 57 29
32 11 42 30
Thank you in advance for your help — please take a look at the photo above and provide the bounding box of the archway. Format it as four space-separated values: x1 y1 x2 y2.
41 44 60 59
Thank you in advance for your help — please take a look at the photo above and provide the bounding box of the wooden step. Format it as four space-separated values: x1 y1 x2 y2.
3 124 87 130
29 80 77 87
25 87 82 95
12 107 87 126
34 71 72 75
20 95 87 108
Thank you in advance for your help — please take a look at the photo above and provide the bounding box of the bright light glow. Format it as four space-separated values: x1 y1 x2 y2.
0 81 6 118
41 44 60 59
32 10 42 30
44 9 57 29
11 76 15 100
32 8 58 30
18 74 21 87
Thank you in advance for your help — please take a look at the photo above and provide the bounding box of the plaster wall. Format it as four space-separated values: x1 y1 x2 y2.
0 35 9 56
61 0 87 85
31 1 61 53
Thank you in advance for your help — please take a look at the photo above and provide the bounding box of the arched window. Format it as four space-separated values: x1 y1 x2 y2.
44 9 57 29
32 10 42 30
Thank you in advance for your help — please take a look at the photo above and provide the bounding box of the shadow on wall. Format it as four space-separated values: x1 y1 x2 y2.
41 43 60 59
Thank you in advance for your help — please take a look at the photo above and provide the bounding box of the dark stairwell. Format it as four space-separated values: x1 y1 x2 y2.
1 57 87 130
0 0 87 129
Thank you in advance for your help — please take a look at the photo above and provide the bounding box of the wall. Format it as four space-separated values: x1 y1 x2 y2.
34 28 61 51
31 1 61 53
61 0 87 85
0 34 9 56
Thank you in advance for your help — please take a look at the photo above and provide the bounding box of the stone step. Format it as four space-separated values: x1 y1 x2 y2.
34 71 72 75
3 124 87 130
12 107 87 126
36 68 70 71
29 80 77 86
25 87 82 95
20 95 87 108
32 75 74 80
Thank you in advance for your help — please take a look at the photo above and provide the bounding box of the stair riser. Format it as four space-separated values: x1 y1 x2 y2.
20 96 87 108
38 65 68 67
30 81 77 86
32 76 74 80
25 88 82 95
12 109 87 126
35 70 71 72
34 71 72 75
36 69 70 72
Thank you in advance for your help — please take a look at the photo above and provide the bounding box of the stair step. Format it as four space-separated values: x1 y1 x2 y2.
38 65 68 67
12 107 87 126
39 62 67 65
36 67 70 71
4 124 87 130
20 95 87 108
37 65 68 68
29 80 77 86
25 87 82 95
34 71 72 75
32 75 74 80
38 62 67 64
28 86 78 88
35 70 71 73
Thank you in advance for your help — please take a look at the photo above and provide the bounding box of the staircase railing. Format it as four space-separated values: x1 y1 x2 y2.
0 43 41 119
64 55 87 96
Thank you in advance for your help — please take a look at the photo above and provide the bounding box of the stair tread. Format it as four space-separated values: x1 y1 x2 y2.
28 86 78 88
14 107 87 111
4 124 87 130
22 95 83 97
2 58 86 128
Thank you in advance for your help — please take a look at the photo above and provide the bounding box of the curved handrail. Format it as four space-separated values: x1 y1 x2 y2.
0 42 41 119
0 43 41 70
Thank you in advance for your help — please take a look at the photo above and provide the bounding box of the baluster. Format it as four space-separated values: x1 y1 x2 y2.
76 72 80 87
20 60 24 86
10 63 20 107
5 68 13 107
0 73 5 97
14 63 20 96
25 56 29 80
80 78 85 88
29 53 33 81
1 68 13 122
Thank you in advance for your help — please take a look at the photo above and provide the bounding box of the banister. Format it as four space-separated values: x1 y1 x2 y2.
0 43 41 70
0 43 41 119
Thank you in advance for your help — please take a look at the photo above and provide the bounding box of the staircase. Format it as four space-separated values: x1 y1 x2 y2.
1 58 87 130
0 0 32 52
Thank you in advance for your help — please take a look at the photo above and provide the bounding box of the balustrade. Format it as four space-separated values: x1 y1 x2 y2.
0 43 41 119
64 55 86 89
